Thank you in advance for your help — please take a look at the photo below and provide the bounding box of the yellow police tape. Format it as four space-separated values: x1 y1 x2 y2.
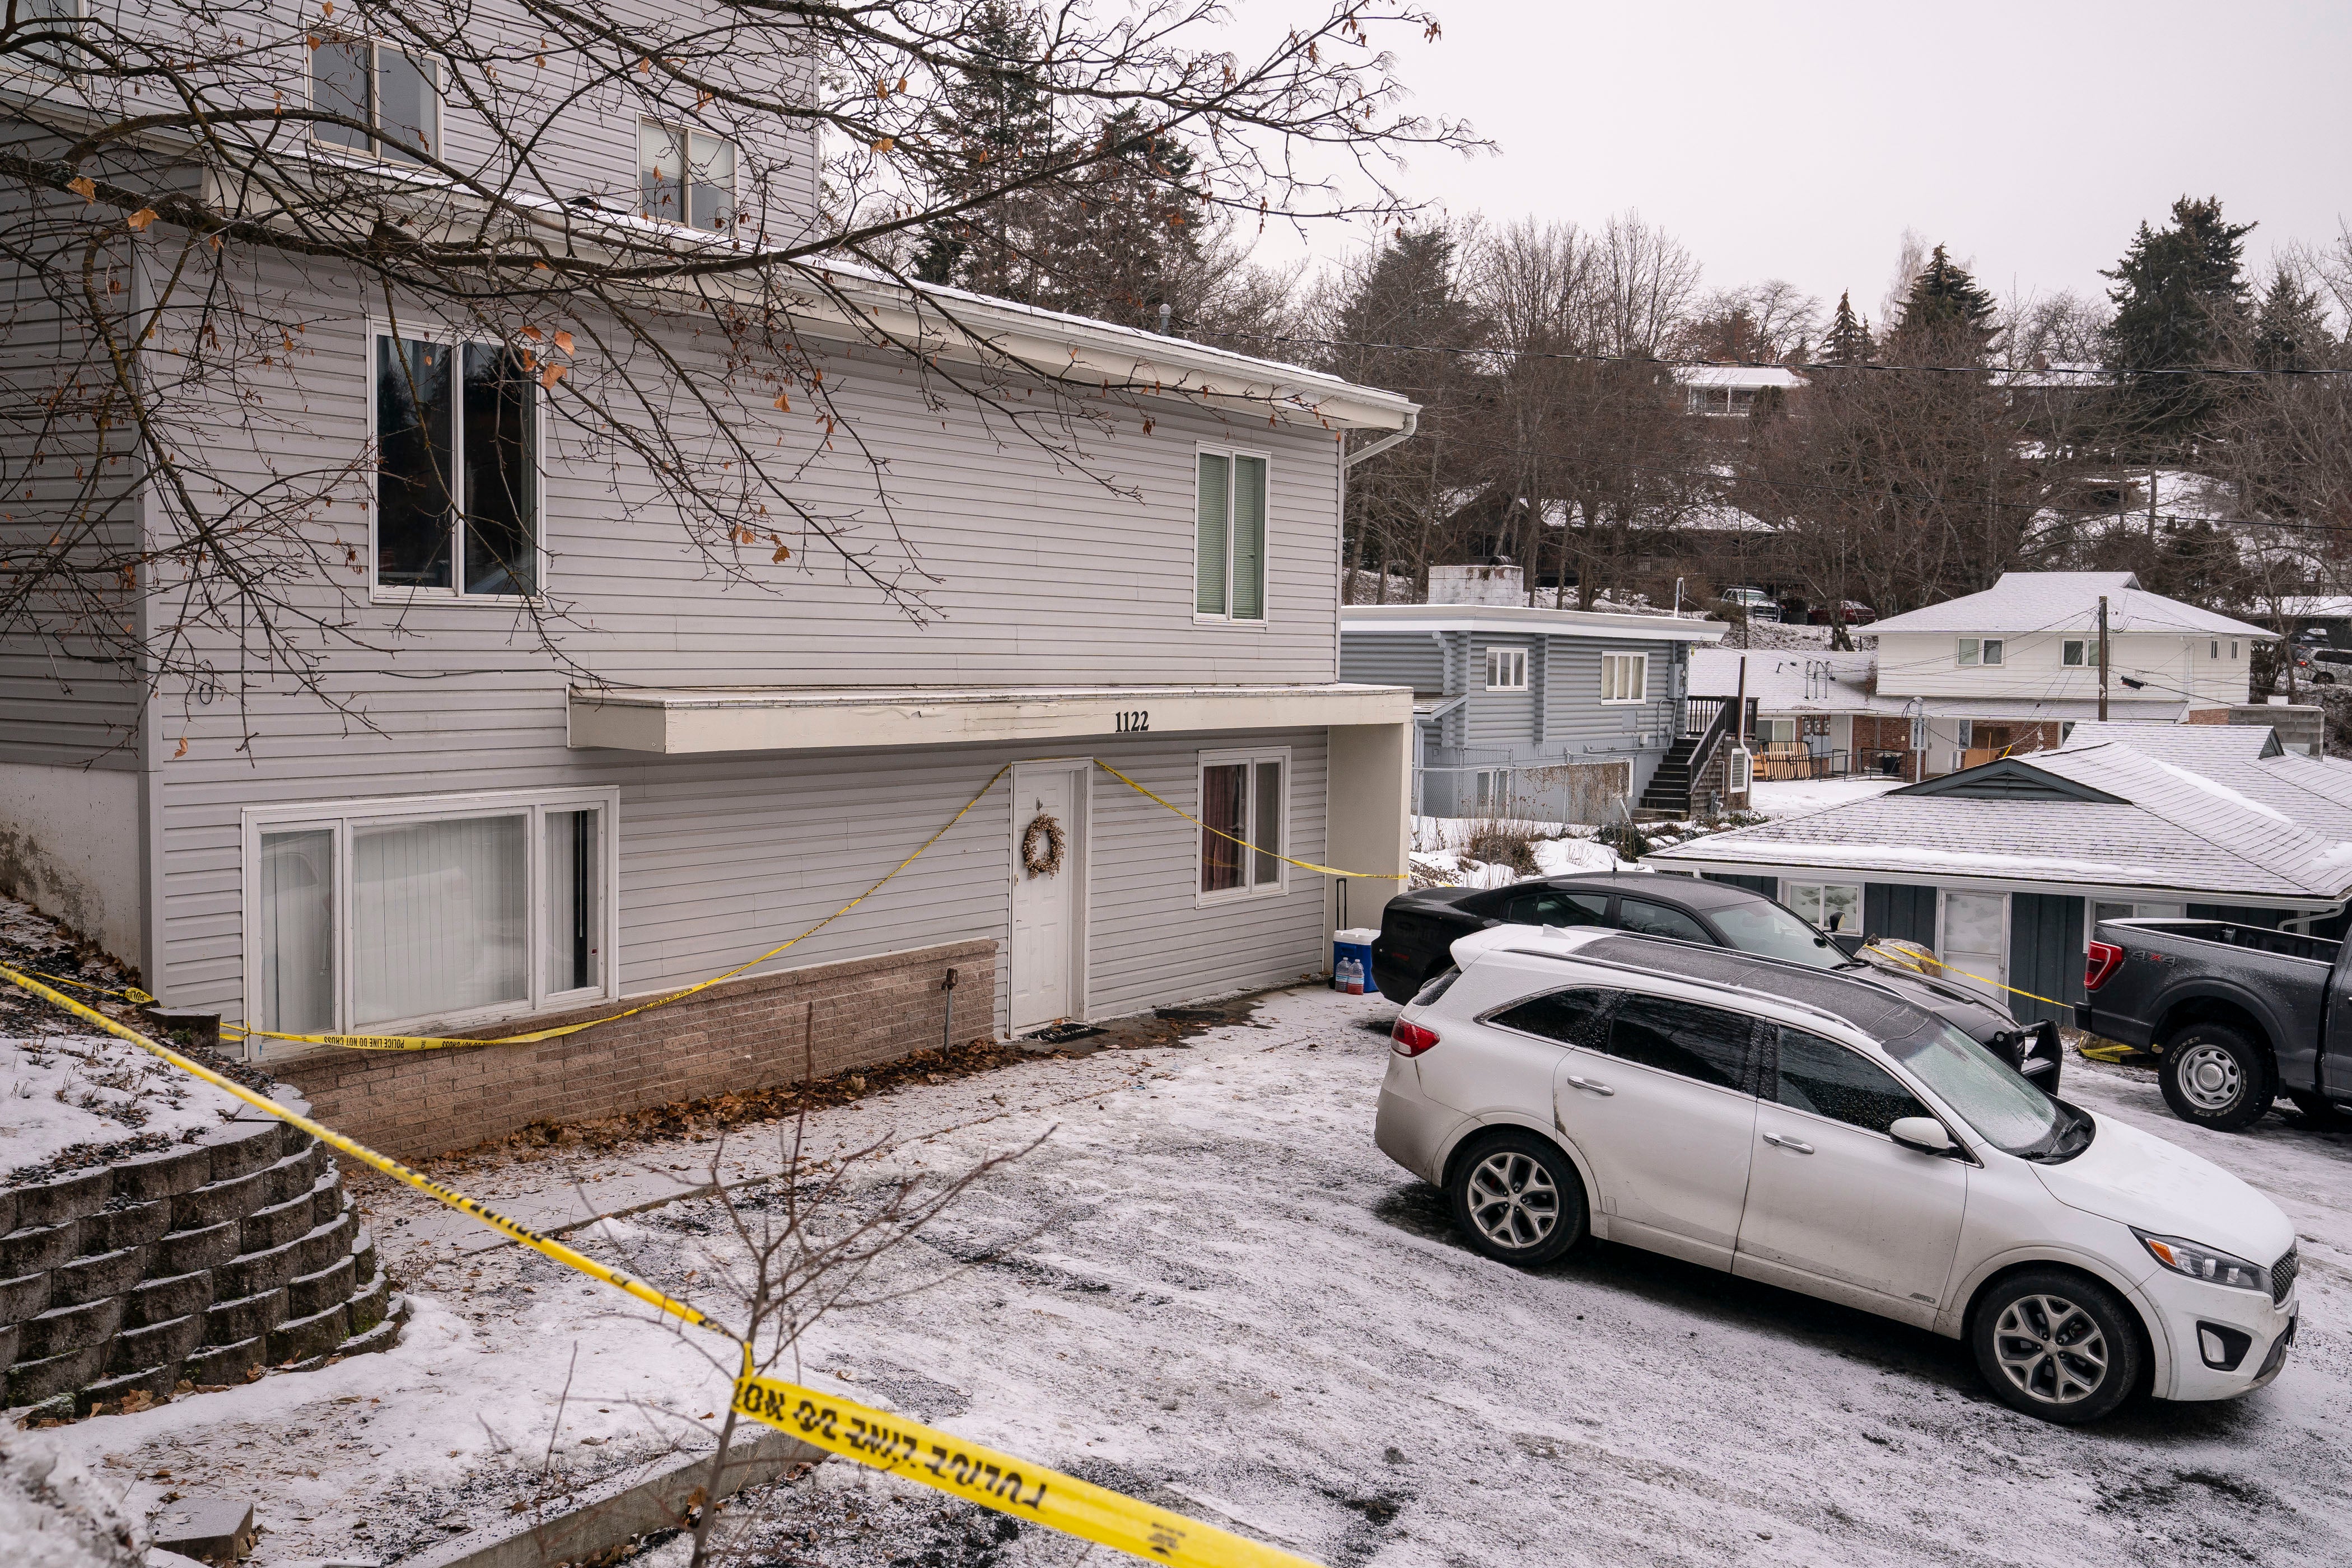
1861 941 2071 1013
1093 759 1406 880
0 961 1323 1568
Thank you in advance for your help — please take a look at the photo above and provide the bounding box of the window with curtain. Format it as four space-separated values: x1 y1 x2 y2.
1600 652 1648 703
248 795 612 1036
1199 751 1286 898
375 333 536 595
1194 450 1267 621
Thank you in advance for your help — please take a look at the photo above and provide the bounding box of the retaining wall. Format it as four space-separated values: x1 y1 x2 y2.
3 1114 399 1413
273 939 996 1159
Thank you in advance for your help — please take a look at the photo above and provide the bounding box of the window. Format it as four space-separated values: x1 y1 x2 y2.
1710 901 1843 967
1485 646 1529 690
1602 995 1757 1091
1499 889 1609 928
1194 450 1267 621
1772 1026 1930 1136
1616 898 1712 944
640 120 739 232
2062 639 2101 667
374 333 538 595
1957 638 2004 666
1761 717 1798 745
245 791 615 1038
2230 641 2239 659
1956 718 1973 748
1198 750 1285 898
1600 651 1648 704
311 37 438 162
1472 768 1510 815
1782 882 1862 933
1488 987 1612 1048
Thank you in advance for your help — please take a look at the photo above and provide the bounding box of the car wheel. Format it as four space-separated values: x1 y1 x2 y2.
1446 1131 1588 1266
2159 1023 2275 1131
1972 1268 2143 1424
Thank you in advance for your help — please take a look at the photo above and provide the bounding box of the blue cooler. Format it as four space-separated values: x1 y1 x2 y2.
1332 928 1380 995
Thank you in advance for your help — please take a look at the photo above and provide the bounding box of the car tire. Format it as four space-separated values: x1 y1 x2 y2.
1971 1267 2144 1424
2158 1022 2275 1132
1446 1131 1588 1267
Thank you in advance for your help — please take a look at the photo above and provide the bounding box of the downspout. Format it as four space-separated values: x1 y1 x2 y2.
1343 407 1420 470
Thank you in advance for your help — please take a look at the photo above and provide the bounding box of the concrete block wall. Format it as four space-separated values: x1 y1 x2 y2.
273 939 996 1159
2 1116 398 1412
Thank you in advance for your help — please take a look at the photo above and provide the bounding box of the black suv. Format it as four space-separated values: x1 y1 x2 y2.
1370 872 2062 1088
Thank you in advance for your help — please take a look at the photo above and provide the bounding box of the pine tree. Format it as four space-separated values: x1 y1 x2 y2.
2101 195 2254 447
911 2 1056 297
1889 246 1996 360
2249 263 2332 371
1821 290 1873 364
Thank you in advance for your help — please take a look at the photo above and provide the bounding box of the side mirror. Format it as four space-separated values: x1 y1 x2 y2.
1481 917 1502 929
1889 1117 1956 1155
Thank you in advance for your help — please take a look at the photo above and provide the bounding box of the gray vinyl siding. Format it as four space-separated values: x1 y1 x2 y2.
2007 893 2084 1028
160 726 1325 1040
1865 884 1939 948
1464 633 1538 748
1338 632 1444 695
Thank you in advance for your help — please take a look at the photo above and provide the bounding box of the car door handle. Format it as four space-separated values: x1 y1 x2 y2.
1763 1132 1814 1154
1564 1074 1615 1097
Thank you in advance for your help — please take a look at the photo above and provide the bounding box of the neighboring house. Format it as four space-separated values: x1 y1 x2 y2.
1646 722 2352 1026
1340 576 1725 820
1677 365 1806 417
0 32 1420 1156
1691 572 2299 780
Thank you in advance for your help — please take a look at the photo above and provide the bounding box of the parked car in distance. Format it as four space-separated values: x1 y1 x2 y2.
2306 648 2352 684
1376 924 2300 1424
1808 600 1878 627
2080 917 2351 1131
1371 872 2062 1088
1716 586 1780 623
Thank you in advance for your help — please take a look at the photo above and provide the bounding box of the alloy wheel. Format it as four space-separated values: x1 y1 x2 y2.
1464 1149 1559 1251
1992 1294 2110 1406
2176 1042 2244 1113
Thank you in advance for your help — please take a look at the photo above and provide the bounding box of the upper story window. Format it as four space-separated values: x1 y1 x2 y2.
311 37 439 162
1600 651 1649 704
374 332 538 597
1485 646 1529 690
640 120 739 232
1194 449 1268 623
2061 638 2101 667
1957 637 2004 666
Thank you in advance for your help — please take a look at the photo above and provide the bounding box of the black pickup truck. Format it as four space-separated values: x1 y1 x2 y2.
2079 917 2352 1131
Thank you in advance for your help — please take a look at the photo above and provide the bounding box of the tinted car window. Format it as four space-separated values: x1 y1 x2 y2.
1774 1026 1929 1134
1603 996 1757 1091
1488 987 1612 1048
1617 898 1713 944
1500 889 1610 928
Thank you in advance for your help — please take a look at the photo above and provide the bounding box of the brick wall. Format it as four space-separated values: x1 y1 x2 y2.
273 940 996 1159
1852 716 1919 781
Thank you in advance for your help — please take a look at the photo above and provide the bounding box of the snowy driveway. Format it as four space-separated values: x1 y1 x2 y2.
40 987 2352 1566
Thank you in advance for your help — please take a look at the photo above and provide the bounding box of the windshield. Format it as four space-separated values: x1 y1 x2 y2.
1884 1019 2092 1160
1709 901 1849 969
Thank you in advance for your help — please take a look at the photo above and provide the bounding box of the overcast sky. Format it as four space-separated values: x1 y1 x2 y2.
1250 0 2352 323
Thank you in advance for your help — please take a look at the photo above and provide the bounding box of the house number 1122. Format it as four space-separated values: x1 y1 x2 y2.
1114 710 1150 734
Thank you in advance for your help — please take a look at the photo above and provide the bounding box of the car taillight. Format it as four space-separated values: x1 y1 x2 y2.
2085 941 2125 992
1392 1019 1440 1057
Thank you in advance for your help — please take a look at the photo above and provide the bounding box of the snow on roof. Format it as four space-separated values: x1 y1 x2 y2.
2055 723 2352 841
1650 735 2352 901
1684 650 2186 721
2282 595 2352 620
1865 572 2275 639
1676 366 1807 390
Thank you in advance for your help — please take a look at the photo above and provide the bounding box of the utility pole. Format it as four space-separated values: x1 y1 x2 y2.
2097 595 2110 722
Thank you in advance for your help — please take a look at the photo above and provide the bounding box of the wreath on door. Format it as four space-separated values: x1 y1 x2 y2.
1021 812 1066 878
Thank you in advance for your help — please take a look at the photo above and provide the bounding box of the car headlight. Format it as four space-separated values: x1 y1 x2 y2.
2135 1229 2268 1292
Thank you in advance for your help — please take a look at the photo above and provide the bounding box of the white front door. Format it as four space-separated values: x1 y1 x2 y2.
1009 764 1084 1033
1940 891 2009 1004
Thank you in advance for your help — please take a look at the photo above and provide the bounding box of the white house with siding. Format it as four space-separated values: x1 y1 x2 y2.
0 12 1419 1154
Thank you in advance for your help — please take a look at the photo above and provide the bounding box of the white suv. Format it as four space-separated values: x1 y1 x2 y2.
1375 924 2300 1424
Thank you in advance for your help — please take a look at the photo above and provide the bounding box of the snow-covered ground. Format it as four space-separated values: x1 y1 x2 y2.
1408 817 1631 890
1748 776 1906 820
26 988 2352 1566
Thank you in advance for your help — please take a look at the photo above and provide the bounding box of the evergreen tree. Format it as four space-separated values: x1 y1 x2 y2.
1888 246 1996 360
1821 290 1873 364
2249 263 2332 371
2101 195 2254 447
911 2 1055 297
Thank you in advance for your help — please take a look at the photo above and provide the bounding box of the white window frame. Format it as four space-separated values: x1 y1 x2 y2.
2062 638 2103 668
1957 637 2005 666
306 34 441 163
366 319 548 604
1192 445 1271 626
1600 651 1649 704
638 117 742 233
1196 746 1290 904
240 787 620 1048
1485 645 1529 691
1784 881 1863 931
